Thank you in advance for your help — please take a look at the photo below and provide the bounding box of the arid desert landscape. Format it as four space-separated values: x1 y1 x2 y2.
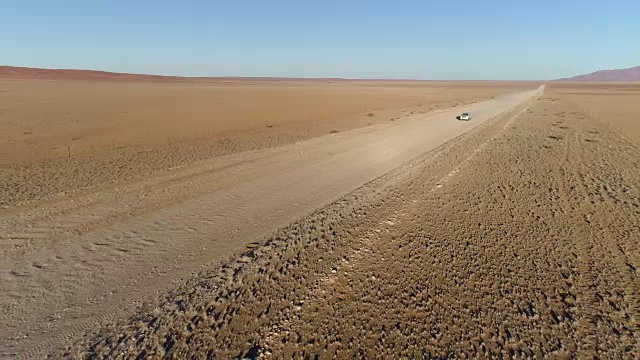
0 70 638 359
1 76 532 208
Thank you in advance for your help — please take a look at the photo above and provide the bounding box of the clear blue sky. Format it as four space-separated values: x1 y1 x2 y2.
2 0 639 80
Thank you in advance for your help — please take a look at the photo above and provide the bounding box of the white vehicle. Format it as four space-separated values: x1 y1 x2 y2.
457 112 471 121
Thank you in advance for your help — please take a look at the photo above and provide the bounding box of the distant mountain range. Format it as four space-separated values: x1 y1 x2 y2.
556 65 640 82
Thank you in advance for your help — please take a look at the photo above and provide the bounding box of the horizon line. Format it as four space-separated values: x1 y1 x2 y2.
0 65 549 82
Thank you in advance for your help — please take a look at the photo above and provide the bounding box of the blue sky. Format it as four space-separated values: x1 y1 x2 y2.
2 0 639 79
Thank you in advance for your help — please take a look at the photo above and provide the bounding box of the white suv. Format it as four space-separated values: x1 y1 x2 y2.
457 112 471 121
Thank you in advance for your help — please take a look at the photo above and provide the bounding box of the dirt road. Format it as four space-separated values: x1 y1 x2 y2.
1 86 542 356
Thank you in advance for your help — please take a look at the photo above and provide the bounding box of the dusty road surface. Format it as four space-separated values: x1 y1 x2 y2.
1 85 542 357
42 84 639 359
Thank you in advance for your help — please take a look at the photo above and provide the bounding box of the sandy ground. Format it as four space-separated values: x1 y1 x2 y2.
1 84 541 357
2 83 638 358
34 84 639 359
0 80 531 207
549 82 640 143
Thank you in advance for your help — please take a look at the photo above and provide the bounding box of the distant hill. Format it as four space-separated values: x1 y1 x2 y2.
556 65 640 82
0 65 347 82
0 65 188 81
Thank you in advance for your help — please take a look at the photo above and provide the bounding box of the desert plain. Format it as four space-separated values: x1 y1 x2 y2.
0 73 638 358
1 78 531 207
